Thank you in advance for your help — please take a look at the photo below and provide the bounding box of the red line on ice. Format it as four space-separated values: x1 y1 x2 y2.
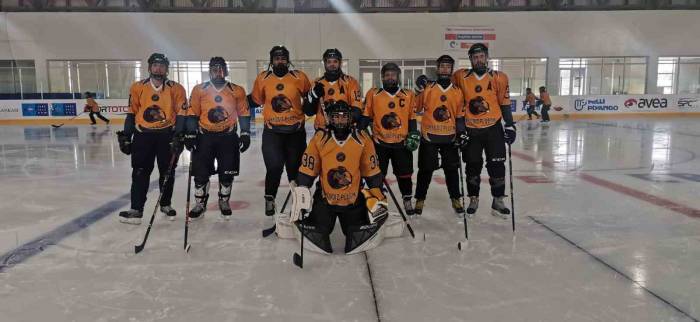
510 150 700 219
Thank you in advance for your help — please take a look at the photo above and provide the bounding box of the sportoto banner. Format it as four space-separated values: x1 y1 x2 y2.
0 99 129 120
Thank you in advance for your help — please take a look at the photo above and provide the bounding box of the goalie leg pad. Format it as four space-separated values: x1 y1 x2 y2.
285 194 336 254
345 211 405 254
274 212 296 239
294 218 333 254
383 212 405 238
344 215 387 255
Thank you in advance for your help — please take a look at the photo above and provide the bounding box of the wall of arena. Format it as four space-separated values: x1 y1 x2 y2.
1 10 700 123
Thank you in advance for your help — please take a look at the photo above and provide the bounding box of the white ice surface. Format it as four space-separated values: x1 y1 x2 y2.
1 119 699 321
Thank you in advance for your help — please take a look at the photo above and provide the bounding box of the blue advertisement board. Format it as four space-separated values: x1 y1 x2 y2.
21 103 50 117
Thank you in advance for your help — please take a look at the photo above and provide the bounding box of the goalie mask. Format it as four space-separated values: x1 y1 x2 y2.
325 100 352 138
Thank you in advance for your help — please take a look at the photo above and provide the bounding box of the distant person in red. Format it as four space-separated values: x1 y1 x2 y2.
84 92 110 125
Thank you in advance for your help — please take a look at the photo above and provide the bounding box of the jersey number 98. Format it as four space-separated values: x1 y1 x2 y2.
302 154 315 170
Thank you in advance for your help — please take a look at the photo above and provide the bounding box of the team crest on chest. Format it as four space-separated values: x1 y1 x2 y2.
440 95 447 102
433 106 451 122
327 166 353 190
208 106 229 123
388 101 396 109
381 112 402 130
475 85 482 93
328 88 335 96
336 152 346 162
276 83 284 91
151 94 160 101
271 94 293 112
215 95 223 103
143 105 166 123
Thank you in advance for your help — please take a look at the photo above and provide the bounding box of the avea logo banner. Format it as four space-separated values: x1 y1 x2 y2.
636 98 667 109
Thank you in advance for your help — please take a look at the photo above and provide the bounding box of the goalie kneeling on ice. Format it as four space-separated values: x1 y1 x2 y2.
275 210 405 255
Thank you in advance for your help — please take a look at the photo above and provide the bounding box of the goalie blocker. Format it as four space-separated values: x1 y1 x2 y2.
275 100 405 254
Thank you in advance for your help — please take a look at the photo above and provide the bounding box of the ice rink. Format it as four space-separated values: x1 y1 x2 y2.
1 118 699 322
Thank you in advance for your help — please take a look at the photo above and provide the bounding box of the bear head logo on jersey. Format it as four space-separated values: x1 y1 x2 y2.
143 105 167 123
380 112 402 130
207 106 230 124
468 96 490 115
271 94 293 113
433 106 451 122
327 166 353 190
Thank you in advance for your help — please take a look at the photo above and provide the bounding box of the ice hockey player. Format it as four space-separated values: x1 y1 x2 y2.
452 43 515 219
413 55 469 217
173 57 251 220
303 48 363 130
539 86 552 123
361 62 420 215
250 45 312 217
275 100 405 254
84 92 110 125
116 53 187 224
525 87 540 120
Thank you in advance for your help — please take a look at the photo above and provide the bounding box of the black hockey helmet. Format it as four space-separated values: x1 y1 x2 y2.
270 45 290 62
380 62 401 76
209 56 228 76
468 43 489 58
436 55 455 67
148 53 170 67
323 48 343 61
416 75 430 90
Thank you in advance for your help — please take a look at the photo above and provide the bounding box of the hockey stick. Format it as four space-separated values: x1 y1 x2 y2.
515 112 529 124
183 159 193 252
508 143 516 232
261 189 292 238
51 112 86 128
134 152 179 254
457 149 469 250
292 209 306 269
383 178 415 239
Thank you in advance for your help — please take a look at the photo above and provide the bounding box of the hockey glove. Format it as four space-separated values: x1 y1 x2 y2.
239 132 250 153
290 182 312 223
310 82 325 101
183 133 197 151
170 133 185 155
504 125 516 145
116 130 132 155
405 130 421 152
455 131 469 148
363 188 388 224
